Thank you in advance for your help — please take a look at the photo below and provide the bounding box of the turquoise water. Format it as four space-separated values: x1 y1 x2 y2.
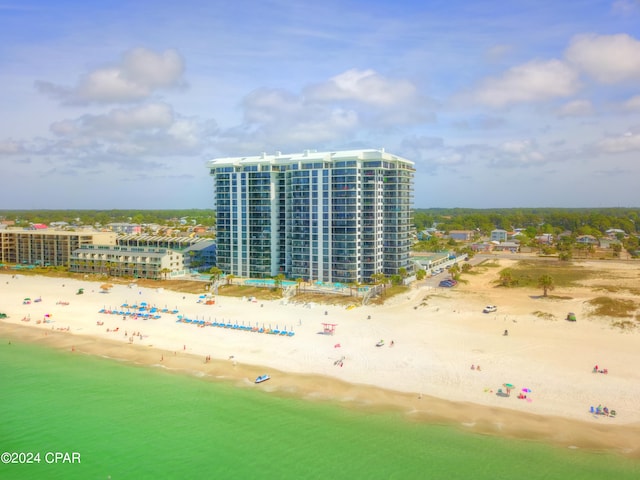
1 340 638 480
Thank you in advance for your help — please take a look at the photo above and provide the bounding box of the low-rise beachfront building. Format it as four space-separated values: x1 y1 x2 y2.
490 229 508 243
69 245 186 280
207 149 415 284
116 235 217 272
68 236 217 279
0 229 116 267
576 234 599 246
493 241 520 253
107 223 143 235
448 230 475 242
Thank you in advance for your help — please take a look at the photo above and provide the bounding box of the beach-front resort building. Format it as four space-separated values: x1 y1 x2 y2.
0 229 116 267
68 236 217 280
0 227 216 280
207 149 415 284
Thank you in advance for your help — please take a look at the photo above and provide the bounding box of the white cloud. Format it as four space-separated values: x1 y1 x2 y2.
556 99 594 117
596 131 640 153
35 48 185 104
565 33 640 84
50 103 174 139
622 95 640 111
470 60 579 107
0 139 24 154
227 69 436 151
490 139 545 166
43 102 213 162
305 69 418 107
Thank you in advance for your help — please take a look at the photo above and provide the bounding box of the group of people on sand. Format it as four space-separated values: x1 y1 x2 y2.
470 364 481 371
592 364 608 374
591 404 616 417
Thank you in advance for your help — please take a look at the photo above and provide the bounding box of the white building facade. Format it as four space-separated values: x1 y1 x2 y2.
207 149 414 284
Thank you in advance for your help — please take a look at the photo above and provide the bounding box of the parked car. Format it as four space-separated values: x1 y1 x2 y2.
483 305 497 313
439 279 457 288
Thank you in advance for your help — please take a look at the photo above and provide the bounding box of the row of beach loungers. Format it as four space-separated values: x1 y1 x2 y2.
97 304 182 320
98 308 162 319
175 317 295 336
120 303 180 314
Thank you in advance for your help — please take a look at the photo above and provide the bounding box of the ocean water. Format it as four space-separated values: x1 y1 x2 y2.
1 340 638 480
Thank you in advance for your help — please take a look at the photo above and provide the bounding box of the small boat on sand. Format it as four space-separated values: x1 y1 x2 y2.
376 340 385 347
255 374 270 384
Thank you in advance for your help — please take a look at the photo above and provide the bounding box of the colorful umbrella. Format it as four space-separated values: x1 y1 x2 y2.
522 388 532 393
503 383 515 389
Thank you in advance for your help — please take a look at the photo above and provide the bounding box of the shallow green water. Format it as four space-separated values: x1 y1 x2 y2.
1 340 638 480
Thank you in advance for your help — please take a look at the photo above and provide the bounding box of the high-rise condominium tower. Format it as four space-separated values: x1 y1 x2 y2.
207 149 414 284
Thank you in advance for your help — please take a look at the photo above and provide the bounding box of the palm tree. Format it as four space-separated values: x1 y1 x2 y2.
273 273 286 291
160 268 171 280
226 274 235 285
449 263 461 281
538 274 555 297
208 266 222 284
295 277 303 294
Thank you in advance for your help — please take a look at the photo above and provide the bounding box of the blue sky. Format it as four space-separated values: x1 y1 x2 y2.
1 0 640 209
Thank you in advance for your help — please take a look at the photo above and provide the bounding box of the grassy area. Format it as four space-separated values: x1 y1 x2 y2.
290 292 360 307
216 284 283 301
497 260 595 289
611 320 637 331
532 311 556 320
368 285 410 305
586 297 638 318
592 285 640 296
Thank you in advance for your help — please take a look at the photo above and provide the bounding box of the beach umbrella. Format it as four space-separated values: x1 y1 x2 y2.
503 383 514 395
522 388 531 393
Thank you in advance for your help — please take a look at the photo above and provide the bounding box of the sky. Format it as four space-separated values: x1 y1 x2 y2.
1 0 640 209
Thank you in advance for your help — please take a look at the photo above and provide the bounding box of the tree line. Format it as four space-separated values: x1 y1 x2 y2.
413 208 639 235
0 209 216 227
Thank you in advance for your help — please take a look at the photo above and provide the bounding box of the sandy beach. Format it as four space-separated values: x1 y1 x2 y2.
2 259 640 457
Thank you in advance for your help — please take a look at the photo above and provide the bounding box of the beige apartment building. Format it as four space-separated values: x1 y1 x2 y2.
0 229 116 267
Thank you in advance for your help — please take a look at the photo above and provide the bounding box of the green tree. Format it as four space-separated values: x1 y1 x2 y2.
208 266 222 284
449 263 461 281
273 273 286 290
498 268 516 287
538 274 555 297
